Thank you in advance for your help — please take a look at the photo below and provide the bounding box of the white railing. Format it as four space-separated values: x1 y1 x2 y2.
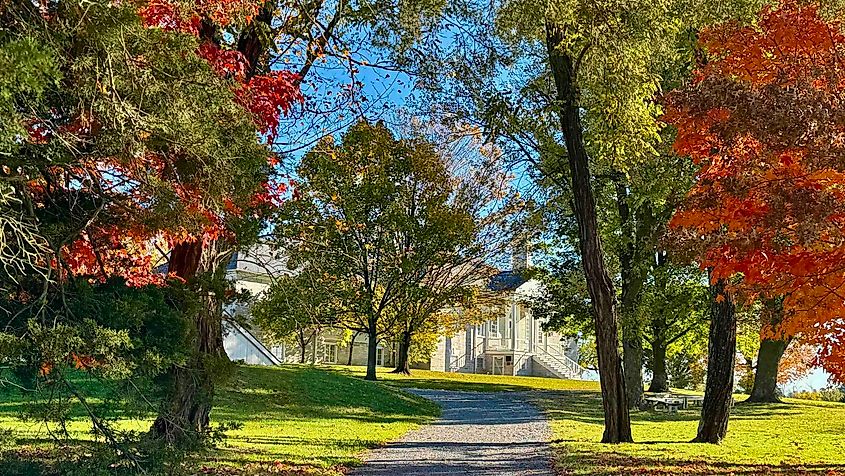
483 336 533 352
448 337 584 378
484 336 512 351
534 345 584 378
448 340 486 372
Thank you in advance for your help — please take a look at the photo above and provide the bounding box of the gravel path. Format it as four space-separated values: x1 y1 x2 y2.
350 389 554 476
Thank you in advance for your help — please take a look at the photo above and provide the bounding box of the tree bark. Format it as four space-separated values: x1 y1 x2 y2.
236 5 272 79
647 334 669 393
746 337 788 403
391 329 412 375
298 330 308 364
693 277 737 444
614 177 645 409
150 7 274 443
647 250 671 394
622 334 643 406
365 323 378 381
347 331 359 366
151 241 232 443
546 23 632 443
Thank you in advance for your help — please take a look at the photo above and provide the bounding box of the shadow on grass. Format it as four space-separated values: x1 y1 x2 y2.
0 443 134 476
0 444 346 476
0 458 55 476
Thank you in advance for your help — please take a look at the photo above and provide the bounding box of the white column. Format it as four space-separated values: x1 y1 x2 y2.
528 312 535 353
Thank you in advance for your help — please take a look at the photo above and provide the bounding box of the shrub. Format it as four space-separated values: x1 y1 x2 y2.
791 387 845 403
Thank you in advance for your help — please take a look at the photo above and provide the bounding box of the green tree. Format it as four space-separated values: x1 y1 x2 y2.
274 121 513 380
252 268 346 363
460 0 764 442
641 253 709 393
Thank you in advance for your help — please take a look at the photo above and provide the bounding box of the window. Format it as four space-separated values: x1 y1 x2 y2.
476 323 486 337
505 355 513 365
490 319 500 337
536 328 544 343
376 346 384 366
507 319 513 339
325 344 337 363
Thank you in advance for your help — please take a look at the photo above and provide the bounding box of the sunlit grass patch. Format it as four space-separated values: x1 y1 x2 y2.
0 365 438 475
534 391 845 475
330 365 601 392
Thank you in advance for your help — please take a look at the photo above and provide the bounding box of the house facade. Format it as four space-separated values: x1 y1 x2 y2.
427 271 583 379
222 245 285 366
268 328 396 368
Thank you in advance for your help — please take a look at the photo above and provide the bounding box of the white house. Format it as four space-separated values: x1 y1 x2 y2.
427 269 582 379
222 245 584 380
222 245 286 366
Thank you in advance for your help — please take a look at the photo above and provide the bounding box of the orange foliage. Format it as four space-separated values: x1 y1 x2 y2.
139 0 261 32
779 342 816 384
141 1 303 138
665 1 845 381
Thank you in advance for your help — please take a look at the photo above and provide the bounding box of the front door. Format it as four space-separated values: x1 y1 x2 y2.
492 356 505 375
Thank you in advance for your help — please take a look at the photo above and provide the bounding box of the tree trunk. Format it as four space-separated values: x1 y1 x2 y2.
647 251 671 394
391 329 412 375
622 336 643 406
613 176 645 409
299 331 307 364
693 277 737 444
746 337 788 403
546 23 632 443
365 325 378 381
151 241 233 443
236 5 272 79
647 335 669 393
151 10 273 445
151 288 226 443
347 332 359 366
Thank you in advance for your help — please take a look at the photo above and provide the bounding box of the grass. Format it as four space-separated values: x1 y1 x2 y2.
3 364 844 475
536 392 845 475
331 365 601 392
0 365 439 475
337 366 845 475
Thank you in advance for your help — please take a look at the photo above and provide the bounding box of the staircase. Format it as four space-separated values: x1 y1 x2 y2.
532 347 584 380
447 340 487 373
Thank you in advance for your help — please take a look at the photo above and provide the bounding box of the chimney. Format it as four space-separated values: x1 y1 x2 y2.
511 237 531 271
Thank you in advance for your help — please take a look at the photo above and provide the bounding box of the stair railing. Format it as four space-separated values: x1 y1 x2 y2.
448 353 466 372
534 345 585 378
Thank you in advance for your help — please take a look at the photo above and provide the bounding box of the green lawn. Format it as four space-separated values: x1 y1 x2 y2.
0 365 439 475
339 366 845 475
538 392 845 475
331 365 600 392
3 364 844 476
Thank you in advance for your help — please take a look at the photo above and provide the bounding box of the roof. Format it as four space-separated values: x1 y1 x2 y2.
487 270 529 292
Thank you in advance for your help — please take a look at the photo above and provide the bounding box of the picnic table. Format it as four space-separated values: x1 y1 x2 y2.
643 393 705 413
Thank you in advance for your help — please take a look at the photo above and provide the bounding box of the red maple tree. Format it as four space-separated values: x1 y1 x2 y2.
666 1 845 381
